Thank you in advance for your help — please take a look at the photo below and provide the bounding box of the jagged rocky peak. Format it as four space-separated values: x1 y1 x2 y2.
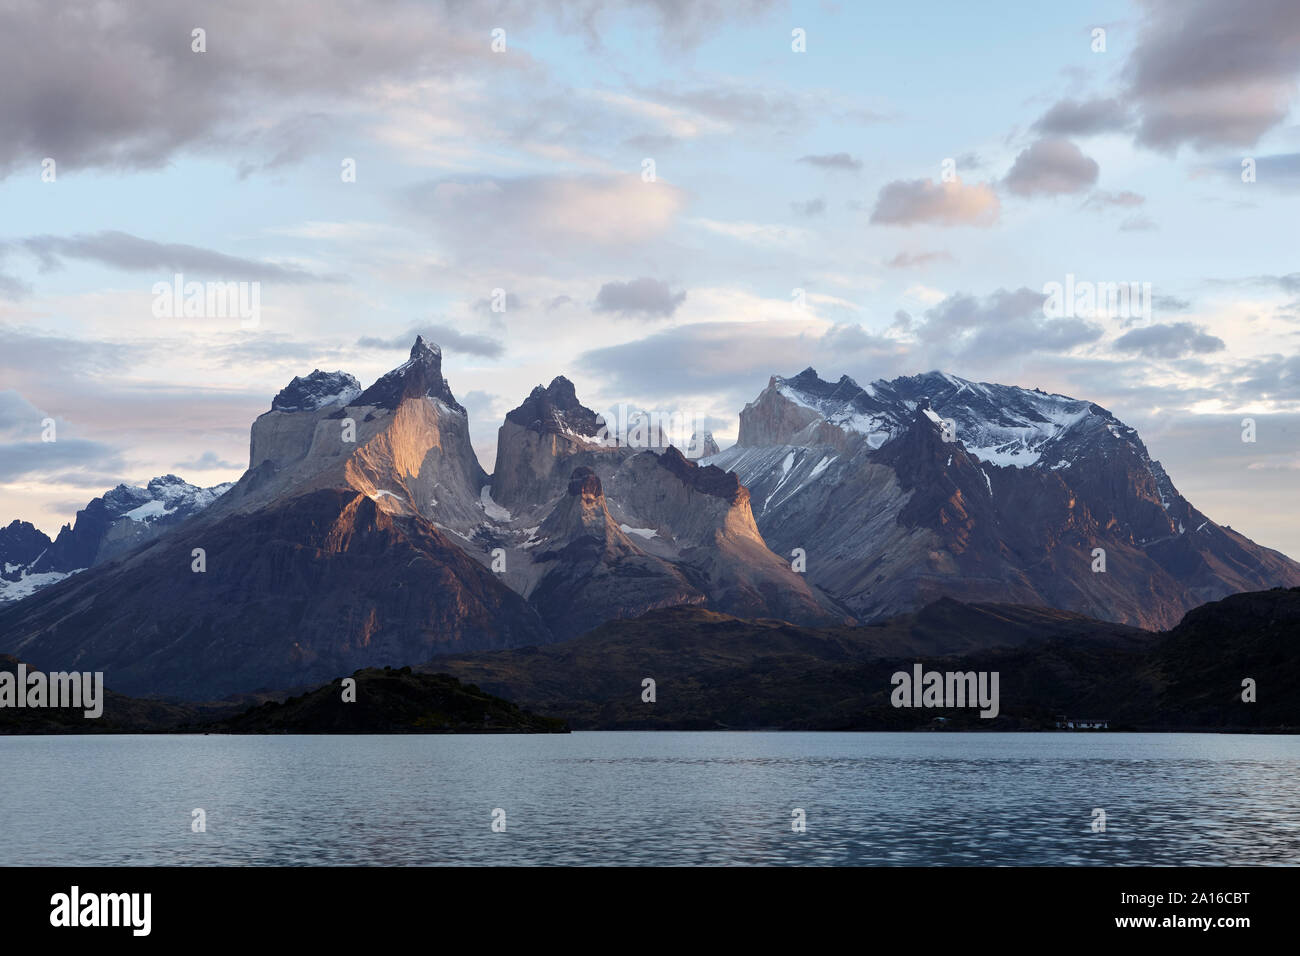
491 376 623 509
271 369 362 412
99 474 232 519
746 365 1142 471
686 431 720 459
506 376 606 440
654 446 746 504
354 336 464 412
0 520 52 566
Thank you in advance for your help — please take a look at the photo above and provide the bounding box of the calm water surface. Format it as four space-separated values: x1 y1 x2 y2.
1 732 1297 865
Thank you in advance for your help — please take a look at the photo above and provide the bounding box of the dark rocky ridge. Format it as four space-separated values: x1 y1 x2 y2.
506 376 605 438
354 336 463 412
271 369 361 412
654 445 745 503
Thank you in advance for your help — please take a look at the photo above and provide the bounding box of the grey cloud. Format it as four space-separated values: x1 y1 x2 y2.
356 323 504 358
0 326 136 376
1209 152 1300 187
645 84 808 129
790 197 826 217
1243 273 1300 294
593 277 686 319
0 270 30 300
916 288 1103 362
1153 294 1192 313
0 0 782 177
798 153 862 172
19 231 340 282
1232 353 1300 401
1003 138 1099 196
1032 97 1131 136
1126 0 1300 150
0 390 126 482
1113 321 1226 358
578 320 898 400
1084 190 1145 209
870 178 1000 227
0 0 484 177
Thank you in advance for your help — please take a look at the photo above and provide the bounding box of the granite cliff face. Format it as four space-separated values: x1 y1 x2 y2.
476 381 850 637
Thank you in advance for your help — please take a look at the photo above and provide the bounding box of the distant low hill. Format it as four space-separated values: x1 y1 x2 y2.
208 667 569 734
0 660 567 735
425 588 1300 732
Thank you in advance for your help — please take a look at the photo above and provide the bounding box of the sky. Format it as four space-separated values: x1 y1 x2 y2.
1 0 1299 558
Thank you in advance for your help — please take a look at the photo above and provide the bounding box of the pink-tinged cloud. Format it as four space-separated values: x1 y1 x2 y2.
869 178 1000 227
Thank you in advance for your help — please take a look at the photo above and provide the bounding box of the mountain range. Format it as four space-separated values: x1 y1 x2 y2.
705 368 1299 629
1 337 1296 699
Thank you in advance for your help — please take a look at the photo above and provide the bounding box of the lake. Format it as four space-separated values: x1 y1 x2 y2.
1 732 1297 865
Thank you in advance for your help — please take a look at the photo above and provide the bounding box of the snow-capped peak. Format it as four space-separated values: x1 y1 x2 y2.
762 367 1136 470
271 369 362 412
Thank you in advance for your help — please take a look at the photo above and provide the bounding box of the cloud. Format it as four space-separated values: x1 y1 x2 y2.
798 153 862 172
1113 322 1226 358
1084 190 1145 209
913 288 1103 362
1153 294 1193 313
639 83 807 130
690 218 811 246
0 389 126 482
1126 0 1300 150
0 326 136 376
0 270 30 300
1205 152 1300 188
593 277 686 318
0 0 480 177
356 323 504 358
869 178 1000 227
578 318 903 400
15 232 340 282
1003 138 1099 196
1228 353 1300 402
173 450 244 471
1032 97 1131 136
404 174 686 265
0 0 784 178
472 292 523 315
1119 214 1158 232
790 197 826 217
886 250 954 269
